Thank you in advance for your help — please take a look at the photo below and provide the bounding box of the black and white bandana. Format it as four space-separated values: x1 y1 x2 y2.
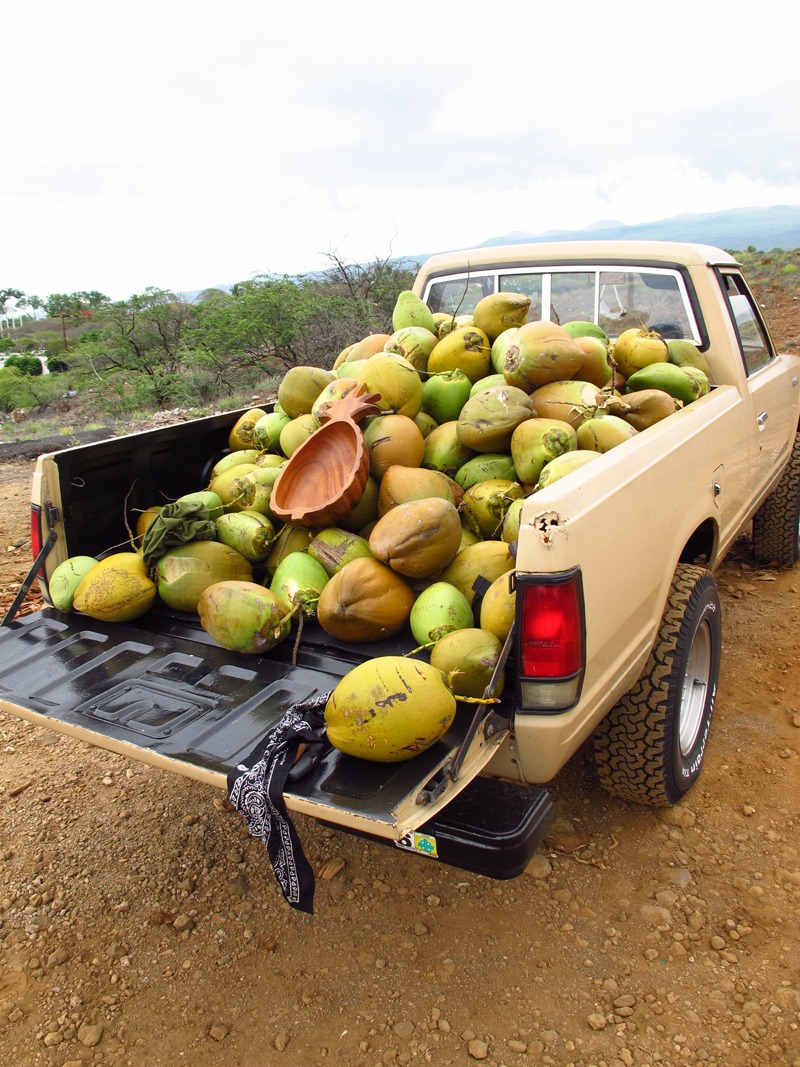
227 694 330 914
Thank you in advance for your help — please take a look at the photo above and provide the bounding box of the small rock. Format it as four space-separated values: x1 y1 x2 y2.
77 1023 104 1048
393 1021 415 1041
275 1031 289 1051
639 903 672 926
173 914 194 933
658 805 696 828
47 947 69 967
587 1012 607 1031
467 1038 489 1059
710 935 726 950
209 1024 229 1042
508 1038 528 1052
524 855 553 879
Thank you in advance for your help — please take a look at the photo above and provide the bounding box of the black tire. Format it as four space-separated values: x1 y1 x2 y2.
594 564 721 807
752 431 800 567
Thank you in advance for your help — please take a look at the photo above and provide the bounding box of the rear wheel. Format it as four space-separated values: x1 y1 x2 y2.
594 564 721 806
752 431 800 567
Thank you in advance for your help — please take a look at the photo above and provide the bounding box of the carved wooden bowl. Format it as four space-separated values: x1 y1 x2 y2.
270 385 382 528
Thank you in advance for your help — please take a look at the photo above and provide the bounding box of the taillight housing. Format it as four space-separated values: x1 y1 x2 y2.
31 504 44 561
515 568 585 712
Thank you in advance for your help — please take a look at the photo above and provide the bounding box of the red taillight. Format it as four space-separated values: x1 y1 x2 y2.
31 505 43 560
516 571 585 711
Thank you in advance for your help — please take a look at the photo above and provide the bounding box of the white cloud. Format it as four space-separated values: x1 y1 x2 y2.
3 0 799 298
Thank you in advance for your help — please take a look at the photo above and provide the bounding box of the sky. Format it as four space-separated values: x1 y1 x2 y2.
3 0 799 301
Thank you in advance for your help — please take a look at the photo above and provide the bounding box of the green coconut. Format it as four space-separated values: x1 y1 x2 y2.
410 581 475 645
263 525 316 579
214 510 276 564
210 449 261 480
625 362 708 404
535 450 602 491
455 454 518 490
308 528 374 576
490 327 519 373
377 465 462 515
576 414 638 453
439 541 515 606
469 373 508 397
252 411 291 452
473 291 532 341
667 339 712 376
479 572 516 642
421 369 472 424
422 421 476 477
49 555 100 613
427 326 492 384
561 320 610 345
310 377 360 426
279 413 318 458
156 541 253 613
384 326 439 372
197 581 293 654
270 551 329 618
430 628 505 699
392 291 437 334
324 656 456 763
510 417 578 485
337 474 380 532
529 380 605 429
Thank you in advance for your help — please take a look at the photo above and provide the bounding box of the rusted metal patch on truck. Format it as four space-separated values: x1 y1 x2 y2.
533 511 564 546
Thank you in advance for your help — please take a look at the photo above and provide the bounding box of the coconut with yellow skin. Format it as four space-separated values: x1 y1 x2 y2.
73 553 157 622
324 656 456 762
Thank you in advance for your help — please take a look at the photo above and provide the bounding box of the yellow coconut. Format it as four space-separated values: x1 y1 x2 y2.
324 657 456 762
73 553 157 622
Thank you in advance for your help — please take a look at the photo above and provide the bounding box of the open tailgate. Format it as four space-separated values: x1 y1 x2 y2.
0 607 511 842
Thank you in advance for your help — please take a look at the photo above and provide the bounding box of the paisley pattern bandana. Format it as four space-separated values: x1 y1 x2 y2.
227 694 329 914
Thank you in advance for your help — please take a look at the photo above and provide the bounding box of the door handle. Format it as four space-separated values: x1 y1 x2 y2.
757 411 768 425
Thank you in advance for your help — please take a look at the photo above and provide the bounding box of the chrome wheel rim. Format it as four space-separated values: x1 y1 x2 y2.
679 620 712 757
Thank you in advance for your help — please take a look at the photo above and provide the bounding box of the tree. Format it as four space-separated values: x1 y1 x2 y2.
44 291 110 320
4 353 43 376
89 288 197 406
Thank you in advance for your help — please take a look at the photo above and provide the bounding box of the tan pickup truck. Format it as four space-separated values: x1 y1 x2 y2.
1 240 798 883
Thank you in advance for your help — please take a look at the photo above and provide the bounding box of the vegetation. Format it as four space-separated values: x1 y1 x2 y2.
0 252 418 428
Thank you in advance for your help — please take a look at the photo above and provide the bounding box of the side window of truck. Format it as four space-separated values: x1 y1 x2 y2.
720 272 773 374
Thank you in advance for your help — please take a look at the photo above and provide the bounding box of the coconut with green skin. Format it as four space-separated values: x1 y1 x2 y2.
510 418 577 485
49 555 99 613
198 581 293 654
156 541 253 613
269 551 329 618
409 581 474 646
215 510 276 564
430 628 505 699
308 528 373 576
421 370 472 424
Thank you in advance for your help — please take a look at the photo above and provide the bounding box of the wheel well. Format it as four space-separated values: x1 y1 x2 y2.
679 519 717 566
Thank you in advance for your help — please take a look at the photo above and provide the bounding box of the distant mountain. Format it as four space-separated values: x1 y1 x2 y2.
185 205 800 301
474 204 800 253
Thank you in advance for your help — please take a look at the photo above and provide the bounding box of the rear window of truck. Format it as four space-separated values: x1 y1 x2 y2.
424 265 700 342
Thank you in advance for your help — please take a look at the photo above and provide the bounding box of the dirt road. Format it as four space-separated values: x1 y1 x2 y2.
1 265 799 1067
